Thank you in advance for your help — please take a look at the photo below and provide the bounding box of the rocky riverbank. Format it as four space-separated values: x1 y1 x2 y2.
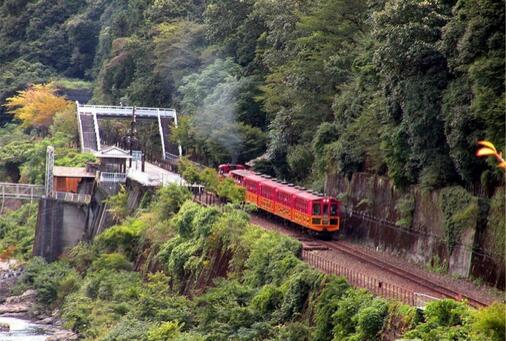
0 260 77 341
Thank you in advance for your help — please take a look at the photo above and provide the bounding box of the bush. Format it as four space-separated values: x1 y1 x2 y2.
90 253 133 272
95 218 146 259
0 203 37 260
331 289 374 339
83 270 142 302
424 299 469 327
404 299 471 340
353 299 388 340
102 317 149 341
275 321 311 341
216 178 245 204
104 186 130 222
486 187 505 259
62 242 98 274
395 193 416 229
16 258 78 307
137 273 195 324
313 276 350 340
251 285 283 315
472 303 506 341
152 184 192 221
61 293 94 333
439 186 479 254
277 269 322 322
147 321 183 341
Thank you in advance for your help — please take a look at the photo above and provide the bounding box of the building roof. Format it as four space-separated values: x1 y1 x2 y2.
95 146 132 159
53 166 95 178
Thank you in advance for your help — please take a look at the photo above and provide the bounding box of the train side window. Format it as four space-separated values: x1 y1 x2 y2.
312 203 321 215
331 204 338 215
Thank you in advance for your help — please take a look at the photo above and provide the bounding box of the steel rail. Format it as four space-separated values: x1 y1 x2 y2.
318 239 487 308
186 177 491 309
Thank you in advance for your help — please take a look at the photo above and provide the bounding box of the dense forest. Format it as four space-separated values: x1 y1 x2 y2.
0 0 504 191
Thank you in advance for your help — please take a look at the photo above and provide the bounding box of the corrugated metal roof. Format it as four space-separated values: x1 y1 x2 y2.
53 166 95 178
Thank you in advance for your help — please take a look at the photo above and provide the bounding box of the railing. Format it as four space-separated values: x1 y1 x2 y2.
0 183 45 200
302 250 440 307
54 192 92 204
99 172 127 183
77 103 176 118
164 152 180 160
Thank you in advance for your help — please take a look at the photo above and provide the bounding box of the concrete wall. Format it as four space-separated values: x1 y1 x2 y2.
326 171 502 287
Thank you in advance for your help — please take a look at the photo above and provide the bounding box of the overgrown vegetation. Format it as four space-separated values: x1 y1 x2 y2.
395 193 416 229
177 158 245 204
439 186 480 254
11 186 505 340
0 203 37 260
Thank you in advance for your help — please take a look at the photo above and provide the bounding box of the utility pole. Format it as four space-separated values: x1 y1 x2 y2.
45 146 54 197
128 106 138 168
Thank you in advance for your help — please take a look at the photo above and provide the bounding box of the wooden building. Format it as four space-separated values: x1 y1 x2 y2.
53 166 96 193
95 146 132 173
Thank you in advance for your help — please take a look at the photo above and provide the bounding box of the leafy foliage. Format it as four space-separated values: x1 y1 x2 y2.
5 83 72 130
0 203 37 260
439 186 479 254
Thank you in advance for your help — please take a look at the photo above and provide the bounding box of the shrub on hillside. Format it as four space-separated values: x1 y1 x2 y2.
14 257 78 307
104 186 130 222
95 218 146 259
102 318 149 341
61 242 98 274
472 303 506 341
0 203 37 260
313 276 350 340
152 184 192 221
90 253 133 272
404 299 472 340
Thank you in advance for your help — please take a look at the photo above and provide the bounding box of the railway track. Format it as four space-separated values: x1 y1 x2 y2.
192 192 491 308
318 239 488 308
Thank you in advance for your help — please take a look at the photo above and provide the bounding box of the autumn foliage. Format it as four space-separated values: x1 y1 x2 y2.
476 141 506 170
4 83 71 129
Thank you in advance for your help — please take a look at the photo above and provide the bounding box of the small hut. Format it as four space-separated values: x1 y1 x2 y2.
53 166 95 193
95 146 132 173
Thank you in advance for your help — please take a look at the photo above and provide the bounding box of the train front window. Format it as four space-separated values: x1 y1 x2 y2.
323 204 328 215
312 203 321 215
331 204 338 216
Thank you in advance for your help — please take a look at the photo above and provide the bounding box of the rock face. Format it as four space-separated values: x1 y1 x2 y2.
0 261 79 340
46 330 79 341
0 289 36 315
326 171 504 289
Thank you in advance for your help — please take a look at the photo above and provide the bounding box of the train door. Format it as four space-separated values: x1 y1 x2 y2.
322 201 330 226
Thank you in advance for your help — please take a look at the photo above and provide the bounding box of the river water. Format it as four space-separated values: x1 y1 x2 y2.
0 317 50 341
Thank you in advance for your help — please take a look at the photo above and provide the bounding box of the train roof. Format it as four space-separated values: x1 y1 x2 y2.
230 169 337 201
295 191 321 201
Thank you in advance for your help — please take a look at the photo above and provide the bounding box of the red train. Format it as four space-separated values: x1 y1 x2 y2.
218 164 340 238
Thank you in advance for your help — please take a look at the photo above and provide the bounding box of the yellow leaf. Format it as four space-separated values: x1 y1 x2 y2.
476 148 497 157
4 83 70 129
498 161 506 169
477 141 497 153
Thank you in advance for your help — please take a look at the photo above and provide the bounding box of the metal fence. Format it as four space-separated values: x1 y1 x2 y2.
99 172 127 183
54 192 92 204
0 182 45 201
302 250 439 307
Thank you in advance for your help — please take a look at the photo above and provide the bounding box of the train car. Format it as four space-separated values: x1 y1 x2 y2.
218 163 247 176
226 168 340 238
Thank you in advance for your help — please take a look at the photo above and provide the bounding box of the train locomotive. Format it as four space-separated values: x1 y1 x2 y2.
219 164 341 238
